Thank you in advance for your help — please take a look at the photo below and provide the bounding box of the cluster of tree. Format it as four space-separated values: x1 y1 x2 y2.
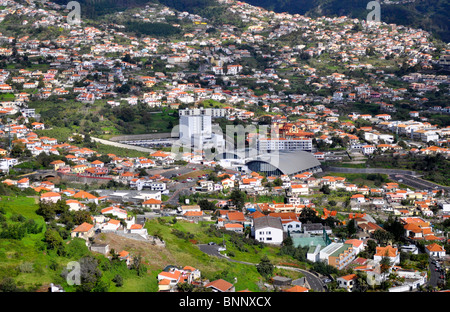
176 282 212 292
0 183 35 197
171 228 194 241
279 237 309 262
124 21 181 37
0 210 43 240
36 200 94 254
299 207 339 229
256 256 274 279
228 229 263 253
228 188 245 210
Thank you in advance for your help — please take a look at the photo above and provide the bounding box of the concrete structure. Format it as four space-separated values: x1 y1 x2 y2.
257 138 313 152
245 150 322 176
178 114 224 150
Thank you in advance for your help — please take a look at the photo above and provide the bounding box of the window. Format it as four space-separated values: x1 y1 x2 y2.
266 231 271 235
266 237 272 241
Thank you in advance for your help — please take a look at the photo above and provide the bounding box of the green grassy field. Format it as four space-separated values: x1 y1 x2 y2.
0 196 54 290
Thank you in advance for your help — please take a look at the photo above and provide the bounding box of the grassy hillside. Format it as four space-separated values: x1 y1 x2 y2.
0 196 307 292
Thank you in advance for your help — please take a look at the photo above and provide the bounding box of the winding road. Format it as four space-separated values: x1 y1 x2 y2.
198 244 326 292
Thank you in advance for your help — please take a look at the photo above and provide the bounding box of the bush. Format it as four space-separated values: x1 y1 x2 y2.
171 228 194 241
17 262 34 273
0 277 17 292
256 256 274 279
112 274 123 287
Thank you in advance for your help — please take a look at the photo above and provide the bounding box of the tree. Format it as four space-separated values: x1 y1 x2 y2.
112 274 123 287
320 185 331 194
198 199 216 211
256 256 274 279
44 228 66 256
373 229 393 246
380 255 392 282
299 207 321 224
131 254 147 276
273 178 282 187
346 219 357 237
0 277 17 292
177 282 195 292
76 255 103 292
383 216 406 243
354 271 369 292
229 188 245 210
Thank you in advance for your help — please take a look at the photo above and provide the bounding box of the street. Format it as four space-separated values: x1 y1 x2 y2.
389 174 450 192
428 257 446 289
198 244 327 292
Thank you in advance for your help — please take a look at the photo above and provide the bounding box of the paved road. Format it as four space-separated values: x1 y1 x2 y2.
389 174 450 192
428 257 446 288
91 136 156 153
323 166 417 176
198 244 326 292
166 184 195 205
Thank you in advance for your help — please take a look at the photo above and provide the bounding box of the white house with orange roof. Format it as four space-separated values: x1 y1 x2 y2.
40 191 61 203
101 206 127 219
142 198 162 210
17 178 30 189
289 183 309 195
351 194 366 204
425 243 446 258
374 245 400 265
205 279 235 292
102 219 121 231
362 145 376 155
157 265 201 292
337 274 358 292
345 239 365 255
66 199 86 212
71 222 94 241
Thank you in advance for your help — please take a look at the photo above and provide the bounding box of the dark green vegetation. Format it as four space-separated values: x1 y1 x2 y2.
245 0 450 42
55 0 220 19
124 21 181 37
28 99 179 138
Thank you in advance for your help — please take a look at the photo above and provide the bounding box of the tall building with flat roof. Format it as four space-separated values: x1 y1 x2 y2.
178 115 224 150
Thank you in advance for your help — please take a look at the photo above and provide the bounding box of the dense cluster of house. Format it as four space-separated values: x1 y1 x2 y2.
0 0 448 135
0 0 449 293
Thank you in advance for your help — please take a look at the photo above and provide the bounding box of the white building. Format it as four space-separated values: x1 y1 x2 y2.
425 243 446 258
373 246 400 265
257 138 312 152
253 216 284 245
178 114 224 150
179 108 228 118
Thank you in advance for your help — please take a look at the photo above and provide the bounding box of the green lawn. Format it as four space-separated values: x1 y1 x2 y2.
0 196 40 220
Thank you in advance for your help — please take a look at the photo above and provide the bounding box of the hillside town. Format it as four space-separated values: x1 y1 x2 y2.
0 0 448 294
